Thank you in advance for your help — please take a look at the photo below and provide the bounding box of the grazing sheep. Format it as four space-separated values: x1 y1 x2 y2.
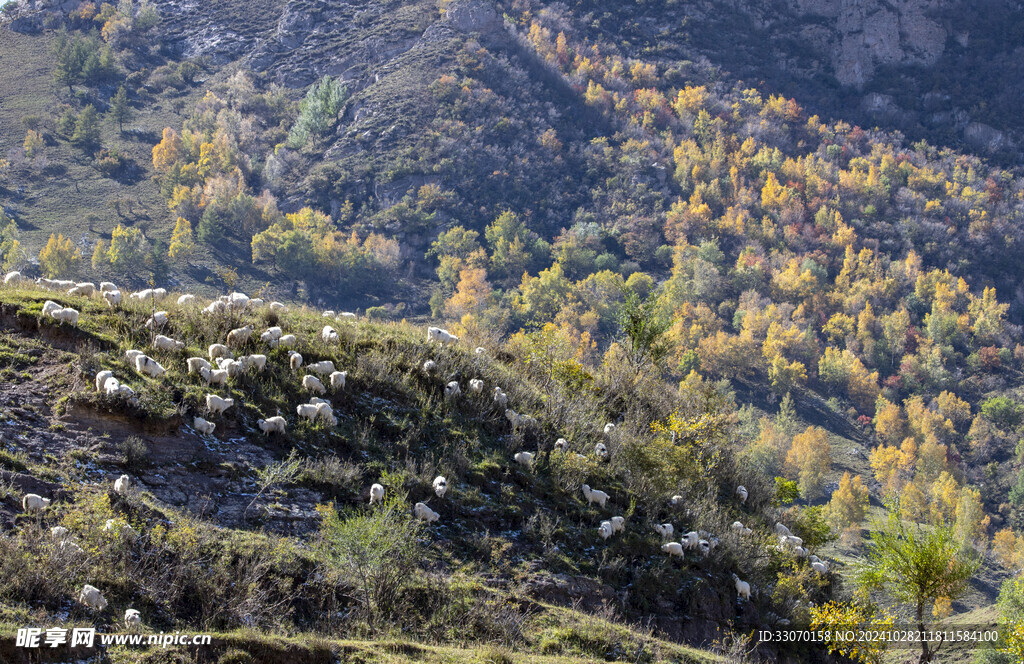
735 485 748 504
202 300 226 315
269 301 288 314
603 422 616 435
423 360 437 373
474 346 485 355
261 327 283 345
775 522 793 538
208 344 232 361
662 541 685 557
581 484 609 508
152 288 167 299
654 523 674 538
338 312 357 320
514 451 534 467
36 277 55 289
51 526 70 541
131 289 153 301
793 546 809 558
116 384 136 399
135 355 166 378
432 476 447 498
52 307 79 326
248 298 264 309
369 483 385 505
78 584 108 611
296 403 319 421
289 351 303 370
4 271 24 285
302 374 326 394
125 609 141 629
153 334 184 351
808 555 820 564
732 574 751 601
309 397 330 406
95 370 114 392
22 494 51 513
444 381 461 400
226 292 249 311
245 354 267 372
307 360 335 375
103 377 121 395
205 394 234 415
554 438 569 453
598 521 613 540
329 371 347 389
681 531 700 550
144 311 169 329
698 539 711 556
610 516 625 534
187 357 211 374
811 561 829 575
42 300 63 317
493 387 507 409
227 325 254 347
781 535 803 549
193 417 216 435
414 502 440 523
322 326 339 343
468 378 484 394
670 495 684 507
68 282 96 297
257 416 287 435
278 334 297 348
113 475 130 495
102 290 122 307
125 349 143 364
505 409 521 426
177 294 196 306
200 367 228 386
322 310 336 318
594 442 609 460
99 281 117 293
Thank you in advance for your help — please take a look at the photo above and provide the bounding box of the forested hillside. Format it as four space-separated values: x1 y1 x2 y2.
2 0 1024 662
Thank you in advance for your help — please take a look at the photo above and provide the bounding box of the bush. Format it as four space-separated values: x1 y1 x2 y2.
116 435 149 470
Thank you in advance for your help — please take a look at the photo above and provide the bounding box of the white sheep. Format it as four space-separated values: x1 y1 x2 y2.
248 298 264 309
514 451 534 467
103 377 122 395
670 495 684 507
369 483 385 505
302 374 327 394
474 346 485 355
187 357 211 374
103 290 122 308
35 277 54 289
278 334 297 348
244 354 267 372
205 394 234 415
793 546 809 558
22 493 51 513
322 310 336 318
493 387 507 409
681 531 700 549
594 442 609 460
775 522 793 538
78 584 108 611
699 539 712 556
125 349 143 364
113 474 130 495
177 294 196 306
202 300 226 315
811 561 829 574
603 422 616 435
662 541 684 557
423 360 437 373
130 289 153 301
329 371 347 390
735 485 748 503
193 416 216 435
610 516 625 534
808 555 820 563
3 271 24 284
152 288 167 299
598 521 613 540
289 351 303 370
261 327 283 345
51 526 70 541
68 282 96 297
468 378 484 394
258 416 287 435
426 326 458 344
414 501 440 523
153 334 184 351
42 300 63 317
117 384 136 399
581 484 608 508
269 301 288 314
135 355 166 378
226 292 249 311
433 476 447 498
98 281 116 292
95 370 114 392
781 535 804 548
52 307 79 326
338 312 357 320
654 523 674 538
125 608 141 629
732 574 751 601
307 360 335 375
296 403 319 421
200 367 228 386
444 381 461 400
208 344 232 361
554 438 569 453
731 521 745 533
322 326 339 343
227 325 253 347
144 311 168 329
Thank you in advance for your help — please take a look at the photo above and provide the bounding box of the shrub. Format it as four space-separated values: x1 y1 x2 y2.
116 435 149 470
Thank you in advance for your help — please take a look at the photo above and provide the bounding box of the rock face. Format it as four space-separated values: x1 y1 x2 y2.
791 0 949 88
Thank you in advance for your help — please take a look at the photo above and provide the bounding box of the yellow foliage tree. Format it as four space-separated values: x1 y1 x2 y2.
152 127 184 172
168 217 195 262
38 233 81 278
445 267 492 319
826 472 869 530
785 425 832 499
